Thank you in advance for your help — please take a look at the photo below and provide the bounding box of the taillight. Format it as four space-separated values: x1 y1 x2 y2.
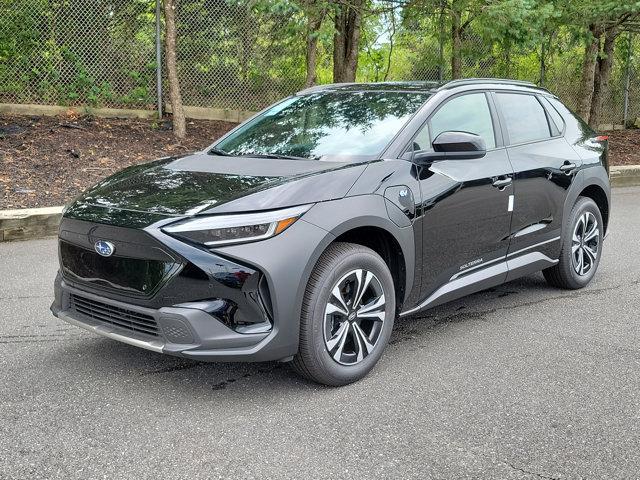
595 135 609 142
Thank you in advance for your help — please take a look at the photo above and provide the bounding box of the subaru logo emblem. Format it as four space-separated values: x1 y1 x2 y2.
94 240 115 257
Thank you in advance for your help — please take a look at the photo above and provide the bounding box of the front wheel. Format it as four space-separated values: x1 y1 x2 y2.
292 242 396 386
543 196 603 289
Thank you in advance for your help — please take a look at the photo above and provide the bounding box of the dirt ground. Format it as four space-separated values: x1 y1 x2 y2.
1 114 638 209
0 114 236 209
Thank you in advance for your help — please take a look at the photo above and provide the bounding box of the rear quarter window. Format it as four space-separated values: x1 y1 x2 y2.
496 92 551 144
539 96 565 134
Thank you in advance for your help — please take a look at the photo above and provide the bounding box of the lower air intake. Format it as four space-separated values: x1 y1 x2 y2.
70 294 159 337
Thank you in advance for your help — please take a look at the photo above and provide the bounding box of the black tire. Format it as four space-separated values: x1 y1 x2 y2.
543 196 603 289
292 242 396 386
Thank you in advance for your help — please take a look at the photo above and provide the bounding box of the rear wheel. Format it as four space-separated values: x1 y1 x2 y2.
543 197 603 289
292 242 395 386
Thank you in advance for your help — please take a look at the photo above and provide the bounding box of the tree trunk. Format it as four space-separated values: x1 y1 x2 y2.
163 0 186 139
539 41 546 86
333 0 362 83
304 13 323 87
576 24 601 122
588 28 616 128
450 8 462 79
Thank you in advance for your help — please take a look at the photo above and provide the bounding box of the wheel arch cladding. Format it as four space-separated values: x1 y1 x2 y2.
579 184 609 234
563 167 611 238
334 226 406 313
302 195 416 309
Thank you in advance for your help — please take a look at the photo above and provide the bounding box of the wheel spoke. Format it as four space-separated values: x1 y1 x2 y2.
357 294 386 322
584 227 599 242
352 322 374 361
352 270 373 310
574 247 583 274
325 301 348 317
326 321 349 359
330 284 349 314
584 244 597 263
579 248 586 275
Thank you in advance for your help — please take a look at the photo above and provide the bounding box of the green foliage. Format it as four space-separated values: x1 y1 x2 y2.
0 0 638 123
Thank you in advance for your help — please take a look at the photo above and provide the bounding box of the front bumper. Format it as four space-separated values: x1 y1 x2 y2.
52 276 277 361
51 215 334 362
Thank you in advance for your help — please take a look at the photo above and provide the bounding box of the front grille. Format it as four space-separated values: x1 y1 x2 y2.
60 241 180 298
70 294 159 337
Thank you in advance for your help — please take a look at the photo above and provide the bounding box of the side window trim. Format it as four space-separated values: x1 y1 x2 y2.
404 90 502 155
491 90 556 147
538 95 566 136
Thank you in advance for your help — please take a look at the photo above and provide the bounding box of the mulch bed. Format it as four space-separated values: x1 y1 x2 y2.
0 114 638 210
604 129 640 167
0 114 236 209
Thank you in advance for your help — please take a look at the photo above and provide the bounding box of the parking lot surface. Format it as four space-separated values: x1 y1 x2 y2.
1 187 639 479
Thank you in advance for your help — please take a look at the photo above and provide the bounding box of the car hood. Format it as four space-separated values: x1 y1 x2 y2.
64 153 367 226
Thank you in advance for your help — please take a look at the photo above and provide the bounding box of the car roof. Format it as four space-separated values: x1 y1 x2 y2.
297 78 551 96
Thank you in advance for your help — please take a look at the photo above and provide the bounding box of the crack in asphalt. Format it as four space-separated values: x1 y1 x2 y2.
0 333 75 339
0 339 66 344
0 295 52 300
500 460 559 480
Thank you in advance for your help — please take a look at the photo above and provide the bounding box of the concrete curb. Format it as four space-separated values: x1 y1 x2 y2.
609 165 640 187
1 165 639 243
0 206 63 242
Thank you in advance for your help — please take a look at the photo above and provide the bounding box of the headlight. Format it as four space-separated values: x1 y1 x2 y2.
162 204 312 248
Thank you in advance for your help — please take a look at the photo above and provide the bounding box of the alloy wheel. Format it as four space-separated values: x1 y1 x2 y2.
323 269 386 365
572 211 600 276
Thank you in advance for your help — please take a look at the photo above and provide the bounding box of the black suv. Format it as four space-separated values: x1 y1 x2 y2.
51 79 610 386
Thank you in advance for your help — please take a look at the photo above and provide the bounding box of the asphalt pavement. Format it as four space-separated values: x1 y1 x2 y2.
1 187 639 479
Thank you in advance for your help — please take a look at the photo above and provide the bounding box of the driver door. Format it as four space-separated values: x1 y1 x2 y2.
411 92 515 307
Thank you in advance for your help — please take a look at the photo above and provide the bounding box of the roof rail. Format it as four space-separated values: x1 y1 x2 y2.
439 78 538 89
296 83 351 95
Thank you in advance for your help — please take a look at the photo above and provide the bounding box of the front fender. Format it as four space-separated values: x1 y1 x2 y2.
303 195 416 304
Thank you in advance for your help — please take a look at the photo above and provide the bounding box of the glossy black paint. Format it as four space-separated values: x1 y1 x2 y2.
52 79 611 362
57 216 269 333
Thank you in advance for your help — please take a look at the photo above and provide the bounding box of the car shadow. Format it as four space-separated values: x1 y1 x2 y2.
49 273 579 395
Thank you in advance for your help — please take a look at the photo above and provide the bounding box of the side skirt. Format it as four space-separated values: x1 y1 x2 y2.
400 250 558 317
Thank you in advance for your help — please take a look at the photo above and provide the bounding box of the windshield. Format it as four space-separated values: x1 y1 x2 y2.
212 91 430 161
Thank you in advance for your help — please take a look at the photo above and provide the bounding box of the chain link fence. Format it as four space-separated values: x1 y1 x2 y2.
0 0 637 126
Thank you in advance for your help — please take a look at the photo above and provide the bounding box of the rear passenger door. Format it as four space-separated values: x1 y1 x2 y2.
493 91 582 276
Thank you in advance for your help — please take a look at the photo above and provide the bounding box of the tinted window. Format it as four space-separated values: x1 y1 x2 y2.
496 93 551 144
539 96 564 134
215 91 429 161
414 93 495 150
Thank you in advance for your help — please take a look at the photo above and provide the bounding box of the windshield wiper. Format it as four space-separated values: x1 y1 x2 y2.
240 152 313 161
209 147 232 156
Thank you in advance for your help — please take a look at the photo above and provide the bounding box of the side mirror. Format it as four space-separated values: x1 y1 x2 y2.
413 131 487 163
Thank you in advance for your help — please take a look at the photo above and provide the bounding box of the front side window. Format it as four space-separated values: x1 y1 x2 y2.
213 91 429 161
412 92 496 151
496 93 551 144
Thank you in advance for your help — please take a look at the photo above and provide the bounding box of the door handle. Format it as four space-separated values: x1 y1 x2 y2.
560 162 577 174
492 177 512 190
